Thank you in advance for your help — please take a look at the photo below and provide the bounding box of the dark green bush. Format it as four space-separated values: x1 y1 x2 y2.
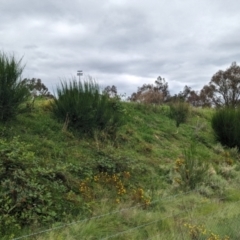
168 100 190 127
52 78 125 137
0 52 29 122
211 107 240 149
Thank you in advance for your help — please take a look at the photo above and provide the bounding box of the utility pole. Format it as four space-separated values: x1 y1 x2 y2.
77 70 83 81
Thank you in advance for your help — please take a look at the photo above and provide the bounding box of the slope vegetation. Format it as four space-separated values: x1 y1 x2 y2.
1 99 240 240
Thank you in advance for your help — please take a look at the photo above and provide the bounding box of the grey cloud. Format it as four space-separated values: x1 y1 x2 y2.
23 45 38 50
2 0 240 98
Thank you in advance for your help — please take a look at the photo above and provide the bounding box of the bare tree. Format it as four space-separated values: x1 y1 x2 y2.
129 76 170 104
103 85 118 98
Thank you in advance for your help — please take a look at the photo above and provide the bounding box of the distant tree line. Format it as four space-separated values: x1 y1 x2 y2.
19 62 240 108
127 62 240 108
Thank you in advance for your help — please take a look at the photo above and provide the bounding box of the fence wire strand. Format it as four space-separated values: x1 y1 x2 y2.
96 195 240 240
13 187 237 240
146 198 240 240
13 188 201 240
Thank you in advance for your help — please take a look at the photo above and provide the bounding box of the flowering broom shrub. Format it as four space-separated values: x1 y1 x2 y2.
79 171 151 208
0 137 90 238
184 223 230 240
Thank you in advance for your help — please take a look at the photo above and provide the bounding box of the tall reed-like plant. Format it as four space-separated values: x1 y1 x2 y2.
211 107 240 149
0 52 29 121
175 142 209 190
52 78 125 136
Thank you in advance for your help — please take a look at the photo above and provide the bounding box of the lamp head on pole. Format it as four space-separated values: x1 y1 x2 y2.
77 70 83 76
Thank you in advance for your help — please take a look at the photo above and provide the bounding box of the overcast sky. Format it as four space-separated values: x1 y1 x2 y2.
1 0 240 96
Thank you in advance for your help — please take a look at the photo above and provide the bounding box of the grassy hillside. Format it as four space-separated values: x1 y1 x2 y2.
1 98 240 240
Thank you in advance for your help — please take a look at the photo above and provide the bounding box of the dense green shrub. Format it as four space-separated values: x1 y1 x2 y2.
0 137 88 238
95 153 135 174
52 78 125 137
0 52 29 122
168 100 190 127
211 107 240 149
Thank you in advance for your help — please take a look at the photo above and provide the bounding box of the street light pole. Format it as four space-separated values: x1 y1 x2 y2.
77 70 83 81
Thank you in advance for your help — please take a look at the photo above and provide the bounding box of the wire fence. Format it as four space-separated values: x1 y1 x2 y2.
13 187 240 240
146 199 240 240
83 196 240 240
13 188 199 240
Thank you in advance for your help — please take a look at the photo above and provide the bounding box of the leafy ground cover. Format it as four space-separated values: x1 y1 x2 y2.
1 98 240 239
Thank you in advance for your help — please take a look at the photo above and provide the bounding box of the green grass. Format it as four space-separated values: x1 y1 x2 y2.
1 99 240 239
